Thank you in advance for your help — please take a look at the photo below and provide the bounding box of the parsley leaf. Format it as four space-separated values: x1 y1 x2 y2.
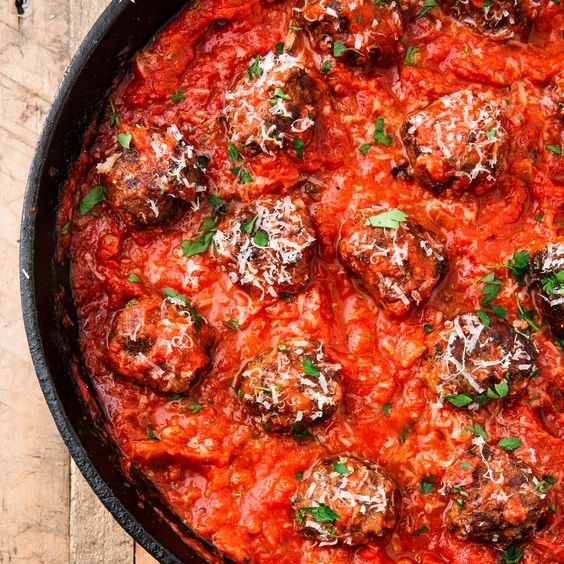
127 273 141 283
303 358 320 377
321 60 332 74
515 294 540 332
227 142 242 161
546 144 562 155
109 100 120 128
181 232 214 257
404 46 419 66
333 41 347 57
359 143 372 155
117 131 132 150
253 230 269 247
373 117 392 146
413 525 429 536
333 461 350 475
79 186 107 215
147 426 159 441
294 137 305 159
61 221 71 235
366 209 408 229
498 437 522 451
242 214 259 235
223 318 240 332
480 272 503 307
382 403 392 415
420 475 435 494
248 55 262 81
163 288 204 331
187 402 204 414
466 422 488 442
502 545 523 564
197 154 210 170
476 309 490 327
299 504 340 524
446 393 474 408
460 460 473 470
416 0 438 19
170 88 186 102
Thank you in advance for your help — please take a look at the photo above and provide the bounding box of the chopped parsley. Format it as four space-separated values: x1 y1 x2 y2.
485 128 497 139
446 393 474 408
109 100 120 128
197 154 210 170
61 221 71 235
460 460 473 470
278 344 287 351
227 142 242 161
404 46 419 66
242 214 259 235
181 219 217 257
476 309 490 327
502 545 523 564
187 402 204 414
423 324 434 333
382 403 392 415
399 425 411 443
294 137 305 159
419 475 435 494
170 88 186 102
495 250 530 283
546 144 562 155
480 272 503 307
366 209 408 229
487 379 509 400
498 436 522 451
466 422 488 442
373 117 393 146
515 294 540 333
79 185 107 215
253 230 269 247
270 87 291 102
491 304 507 318
298 504 340 524
303 358 320 377
333 461 350 475
163 288 204 331
359 143 372 155
222 318 240 332
416 0 438 19
248 55 262 81
146 426 159 441
208 193 226 208
275 42 284 55
296 471 303 480
321 60 332 74
127 273 141 283
117 131 132 150
333 41 347 57
230 166 254 184
412 525 429 536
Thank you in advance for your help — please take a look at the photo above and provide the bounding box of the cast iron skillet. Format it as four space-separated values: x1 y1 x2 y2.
20 1 222 562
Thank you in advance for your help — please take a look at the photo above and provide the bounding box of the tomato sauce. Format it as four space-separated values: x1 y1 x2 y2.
59 0 563 561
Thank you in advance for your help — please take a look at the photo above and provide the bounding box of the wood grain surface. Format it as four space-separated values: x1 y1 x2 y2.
0 2 157 562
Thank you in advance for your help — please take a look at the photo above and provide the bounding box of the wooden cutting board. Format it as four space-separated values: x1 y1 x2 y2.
0 1 157 562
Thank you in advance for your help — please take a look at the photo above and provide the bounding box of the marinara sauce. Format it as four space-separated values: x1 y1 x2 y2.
59 0 563 562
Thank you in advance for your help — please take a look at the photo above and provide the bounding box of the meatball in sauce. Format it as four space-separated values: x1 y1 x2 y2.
108 295 214 393
445 444 551 547
401 90 506 194
292 455 399 545
214 194 316 297
99 124 207 228
338 209 447 318
238 339 342 432
297 0 404 66
422 313 538 406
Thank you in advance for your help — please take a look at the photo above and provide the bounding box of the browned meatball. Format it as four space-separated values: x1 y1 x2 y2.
108 294 214 393
445 444 551 547
100 125 207 228
529 243 564 342
422 313 538 406
401 90 506 194
238 339 342 432
338 209 447 318
297 0 404 65
224 52 320 156
440 0 526 41
213 195 316 297
292 456 399 545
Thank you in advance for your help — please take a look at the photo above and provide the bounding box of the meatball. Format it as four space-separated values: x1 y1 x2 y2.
108 294 214 393
213 195 316 297
445 444 551 547
401 90 506 194
422 313 538 405
338 209 447 318
99 125 207 228
224 52 319 156
529 243 564 341
238 339 342 432
292 456 399 545
440 0 526 41
297 0 404 65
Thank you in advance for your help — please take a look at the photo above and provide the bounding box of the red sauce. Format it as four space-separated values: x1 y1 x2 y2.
59 0 563 561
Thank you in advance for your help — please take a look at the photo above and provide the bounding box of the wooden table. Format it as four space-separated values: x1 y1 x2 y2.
0 2 158 562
